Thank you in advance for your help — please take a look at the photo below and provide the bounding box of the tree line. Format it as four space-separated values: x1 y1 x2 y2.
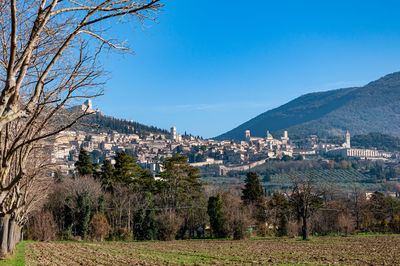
28 151 207 241
26 149 400 242
75 112 169 136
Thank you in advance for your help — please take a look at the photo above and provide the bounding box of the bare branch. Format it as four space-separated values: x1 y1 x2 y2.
79 30 132 53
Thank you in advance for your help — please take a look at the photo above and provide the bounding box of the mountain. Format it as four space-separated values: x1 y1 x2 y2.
216 72 400 140
351 132 400 152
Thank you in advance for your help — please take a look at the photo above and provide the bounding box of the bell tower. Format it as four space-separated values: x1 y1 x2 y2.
345 131 351 148
245 130 250 141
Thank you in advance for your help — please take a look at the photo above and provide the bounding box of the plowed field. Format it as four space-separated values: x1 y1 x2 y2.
24 235 400 265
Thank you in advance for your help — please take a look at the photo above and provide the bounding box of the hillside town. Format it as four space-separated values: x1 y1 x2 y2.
295 130 394 160
49 125 294 175
49 102 397 176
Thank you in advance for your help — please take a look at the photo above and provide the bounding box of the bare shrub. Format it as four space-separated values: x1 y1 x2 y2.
28 210 57 241
338 213 355 235
232 212 250 240
288 221 300 238
63 176 103 205
310 210 340 235
222 191 250 239
156 211 182 241
89 213 112 241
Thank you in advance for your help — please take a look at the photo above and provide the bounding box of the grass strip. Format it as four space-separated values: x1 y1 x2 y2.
1 241 29 266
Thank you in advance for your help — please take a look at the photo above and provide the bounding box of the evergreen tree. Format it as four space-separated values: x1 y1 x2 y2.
76 192 91 239
113 151 142 183
132 169 157 193
262 172 271 182
98 195 105 215
133 194 157 240
160 155 205 237
93 162 101 179
75 149 94 176
277 215 288 237
242 172 264 204
63 196 74 231
207 194 226 238
386 167 396 179
160 155 202 209
100 159 114 190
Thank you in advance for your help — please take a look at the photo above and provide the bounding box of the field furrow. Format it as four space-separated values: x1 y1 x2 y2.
24 235 400 265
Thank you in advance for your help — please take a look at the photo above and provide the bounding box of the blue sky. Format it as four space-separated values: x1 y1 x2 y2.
94 0 400 138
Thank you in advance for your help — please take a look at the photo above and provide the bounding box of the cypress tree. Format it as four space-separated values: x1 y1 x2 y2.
100 159 114 190
63 196 74 231
98 195 105 215
75 149 94 176
207 194 226 238
76 192 91 239
242 172 264 204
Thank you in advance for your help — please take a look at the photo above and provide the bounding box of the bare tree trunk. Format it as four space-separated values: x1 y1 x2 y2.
355 210 360 229
15 225 21 245
7 218 16 253
0 215 10 257
128 199 131 231
119 206 122 229
302 216 308 240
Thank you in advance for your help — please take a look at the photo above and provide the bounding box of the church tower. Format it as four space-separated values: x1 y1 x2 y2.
345 131 351 148
245 130 250 142
281 130 289 144
170 126 177 141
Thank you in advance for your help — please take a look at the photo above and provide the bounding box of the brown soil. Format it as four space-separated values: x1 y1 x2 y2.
25 235 400 265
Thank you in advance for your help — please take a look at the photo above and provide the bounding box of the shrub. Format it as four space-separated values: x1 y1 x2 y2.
277 215 288 237
28 210 57 241
310 210 339 236
133 208 157 241
88 213 112 241
288 221 300 238
232 212 250 240
254 222 269 237
57 229 74 241
156 211 182 241
337 213 355 236
390 215 400 233
107 228 132 241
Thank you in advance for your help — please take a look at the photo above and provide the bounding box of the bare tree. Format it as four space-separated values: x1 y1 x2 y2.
108 183 130 230
350 186 367 230
0 142 53 255
290 174 323 240
0 0 164 256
